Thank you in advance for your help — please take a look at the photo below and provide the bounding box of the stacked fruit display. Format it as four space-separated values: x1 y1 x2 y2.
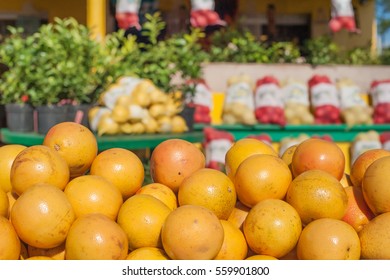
88 76 188 136
2 121 390 260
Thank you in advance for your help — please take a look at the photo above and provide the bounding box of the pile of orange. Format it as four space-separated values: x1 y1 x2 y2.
2 122 390 260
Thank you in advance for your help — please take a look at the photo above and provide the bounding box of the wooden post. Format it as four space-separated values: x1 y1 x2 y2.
87 0 106 40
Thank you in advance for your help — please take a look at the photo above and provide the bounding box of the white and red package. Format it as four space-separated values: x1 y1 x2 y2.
338 78 373 125
308 75 341 124
185 79 212 124
116 0 142 30
380 132 390 151
203 127 234 171
254 76 286 126
282 78 314 125
350 131 382 165
222 74 257 125
369 79 390 124
190 0 226 28
329 0 359 33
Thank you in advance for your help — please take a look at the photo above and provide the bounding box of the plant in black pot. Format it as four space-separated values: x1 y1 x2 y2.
0 27 35 132
29 17 101 133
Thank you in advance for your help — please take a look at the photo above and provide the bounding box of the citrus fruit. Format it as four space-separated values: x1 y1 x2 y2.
234 154 292 208
0 216 21 260
359 212 390 259
362 156 390 215
280 144 297 171
90 148 144 199
11 183 75 249
0 144 26 193
136 183 177 210
245 255 278 260
291 138 345 180
243 199 302 258
297 218 361 260
214 220 248 260
65 213 128 260
117 194 171 250
27 243 65 260
161 205 224 260
43 122 98 178
178 168 236 219
225 138 277 181
149 139 206 193
227 201 250 230
10 145 70 195
0 188 9 218
64 175 123 220
342 186 374 232
286 169 348 225
350 148 390 188
25 256 54 260
6 191 18 219
126 247 170 260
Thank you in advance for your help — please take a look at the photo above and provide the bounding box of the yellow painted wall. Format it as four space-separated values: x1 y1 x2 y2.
0 0 87 24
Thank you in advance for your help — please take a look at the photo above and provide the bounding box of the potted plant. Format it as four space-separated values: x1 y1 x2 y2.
0 18 101 134
0 27 35 132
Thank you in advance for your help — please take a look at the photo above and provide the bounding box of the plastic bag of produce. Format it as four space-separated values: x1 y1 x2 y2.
185 79 212 124
222 74 257 125
308 75 341 124
282 78 314 125
254 76 286 126
329 0 359 33
350 131 382 164
203 127 234 171
246 133 272 146
380 132 390 151
369 79 390 124
115 0 142 30
190 0 225 28
338 78 373 126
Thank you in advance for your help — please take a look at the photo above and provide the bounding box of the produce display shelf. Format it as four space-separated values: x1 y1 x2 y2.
194 124 390 142
0 129 205 151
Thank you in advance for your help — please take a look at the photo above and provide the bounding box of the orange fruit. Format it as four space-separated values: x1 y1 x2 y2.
243 199 302 258
291 138 345 180
64 175 123 220
297 218 361 260
342 186 374 232
362 156 390 215
90 148 144 199
11 183 75 249
178 168 236 219
161 205 224 260
245 255 278 260
126 247 170 260
234 154 292 208
0 144 26 193
225 138 277 182
25 256 54 260
227 200 250 230
214 220 248 260
27 243 65 260
286 169 348 225
150 139 206 193
117 194 171 250
136 183 177 210
350 148 390 188
359 212 390 259
43 122 98 178
6 191 18 219
10 145 70 195
0 188 9 218
0 216 21 260
280 144 297 171
65 213 128 260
